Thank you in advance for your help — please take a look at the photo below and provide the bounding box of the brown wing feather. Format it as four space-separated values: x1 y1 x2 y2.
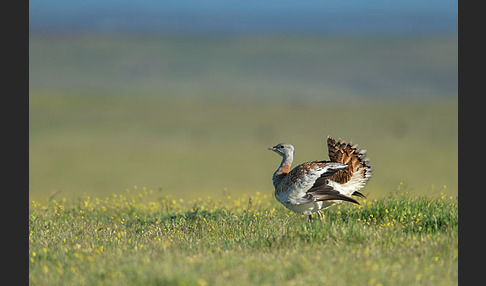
303 163 360 205
326 136 372 185
287 160 339 184
306 184 360 205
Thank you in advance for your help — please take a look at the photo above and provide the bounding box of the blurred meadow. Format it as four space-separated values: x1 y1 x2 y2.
29 2 458 202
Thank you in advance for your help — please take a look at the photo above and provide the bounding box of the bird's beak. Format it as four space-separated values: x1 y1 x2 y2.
268 146 276 151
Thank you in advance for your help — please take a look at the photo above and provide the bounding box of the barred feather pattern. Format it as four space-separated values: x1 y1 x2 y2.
326 136 372 197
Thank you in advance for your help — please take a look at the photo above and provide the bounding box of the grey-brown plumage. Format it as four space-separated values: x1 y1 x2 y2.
268 136 372 221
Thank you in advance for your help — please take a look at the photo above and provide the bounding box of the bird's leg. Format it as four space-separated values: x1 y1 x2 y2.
308 214 313 222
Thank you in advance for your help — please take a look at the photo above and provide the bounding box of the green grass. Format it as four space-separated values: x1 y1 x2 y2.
29 188 457 285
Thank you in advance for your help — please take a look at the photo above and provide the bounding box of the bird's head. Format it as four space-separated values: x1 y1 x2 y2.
268 143 294 158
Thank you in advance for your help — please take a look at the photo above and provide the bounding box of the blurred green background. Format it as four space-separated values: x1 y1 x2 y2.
29 1 457 201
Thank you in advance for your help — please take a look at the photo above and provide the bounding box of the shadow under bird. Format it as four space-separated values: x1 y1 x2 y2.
268 136 372 222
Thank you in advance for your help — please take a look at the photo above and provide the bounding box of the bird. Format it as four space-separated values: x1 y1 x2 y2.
268 136 372 222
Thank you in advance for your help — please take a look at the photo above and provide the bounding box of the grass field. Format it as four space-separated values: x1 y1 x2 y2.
29 34 458 285
29 188 457 285
29 93 458 285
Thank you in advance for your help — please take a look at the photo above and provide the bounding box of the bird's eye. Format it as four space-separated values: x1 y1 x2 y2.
280 146 284 148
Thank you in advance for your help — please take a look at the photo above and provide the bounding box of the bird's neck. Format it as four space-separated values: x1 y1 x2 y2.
272 154 293 186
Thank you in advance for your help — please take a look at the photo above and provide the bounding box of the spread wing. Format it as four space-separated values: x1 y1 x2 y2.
286 161 360 205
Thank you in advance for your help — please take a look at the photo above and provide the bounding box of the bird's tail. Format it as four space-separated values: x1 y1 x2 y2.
326 136 372 196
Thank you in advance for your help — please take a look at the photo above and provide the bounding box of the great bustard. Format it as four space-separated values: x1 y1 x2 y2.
268 136 372 221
